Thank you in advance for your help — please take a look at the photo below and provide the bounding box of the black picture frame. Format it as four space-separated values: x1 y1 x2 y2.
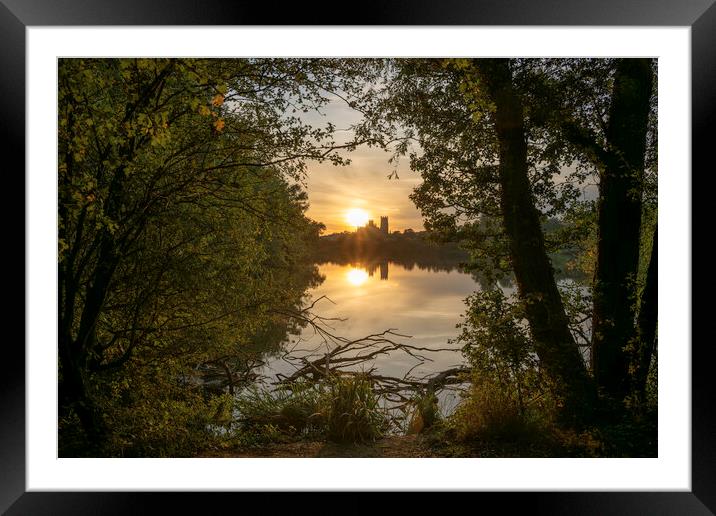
3 1 712 513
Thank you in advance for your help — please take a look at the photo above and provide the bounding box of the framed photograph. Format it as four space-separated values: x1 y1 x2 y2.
4 0 712 512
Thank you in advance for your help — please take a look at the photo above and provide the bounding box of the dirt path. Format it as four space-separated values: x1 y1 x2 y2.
202 435 438 458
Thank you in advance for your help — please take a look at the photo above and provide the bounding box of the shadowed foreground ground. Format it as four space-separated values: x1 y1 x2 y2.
201 435 437 458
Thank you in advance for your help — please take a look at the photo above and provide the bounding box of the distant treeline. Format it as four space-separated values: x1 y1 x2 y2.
314 225 586 284
314 229 470 271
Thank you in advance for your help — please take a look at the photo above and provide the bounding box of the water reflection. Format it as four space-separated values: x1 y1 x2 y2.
322 257 515 291
267 261 492 381
346 268 369 286
259 260 587 417
258 261 486 415
357 260 391 281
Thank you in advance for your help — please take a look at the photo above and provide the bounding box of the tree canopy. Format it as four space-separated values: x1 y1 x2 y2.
346 57 657 418
58 58 361 455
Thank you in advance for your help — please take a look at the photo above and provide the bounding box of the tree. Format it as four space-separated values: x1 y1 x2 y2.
351 58 595 419
350 57 657 418
634 226 657 398
58 58 355 453
467 59 595 417
535 58 656 401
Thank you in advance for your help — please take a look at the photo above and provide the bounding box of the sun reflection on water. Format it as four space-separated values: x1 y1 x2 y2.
346 268 369 286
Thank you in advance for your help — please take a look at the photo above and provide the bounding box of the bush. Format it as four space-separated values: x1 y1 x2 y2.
105 393 229 457
233 375 389 444
406 391 440 434
326 375 387 443
234 381 327 437
448 372 547 442
452 289 551 433
457 290 540 399
56 358 237 457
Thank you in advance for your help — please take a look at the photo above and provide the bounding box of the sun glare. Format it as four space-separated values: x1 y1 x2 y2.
345 208 370 228
346 268 369 286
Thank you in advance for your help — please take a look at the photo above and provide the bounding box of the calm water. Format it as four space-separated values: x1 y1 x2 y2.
262 261 498 391
257 261 586 419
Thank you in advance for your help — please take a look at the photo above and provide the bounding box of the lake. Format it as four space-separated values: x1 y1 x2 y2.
261 260 503 413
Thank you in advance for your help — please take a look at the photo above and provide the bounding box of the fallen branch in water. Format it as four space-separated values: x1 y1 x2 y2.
273 330 469 416
269 297 469 402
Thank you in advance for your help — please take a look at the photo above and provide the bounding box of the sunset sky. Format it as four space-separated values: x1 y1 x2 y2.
300 97 425 234
298 94 596 235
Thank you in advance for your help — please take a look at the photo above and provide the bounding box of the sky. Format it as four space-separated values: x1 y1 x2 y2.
297 90 597 235
299 97 425 234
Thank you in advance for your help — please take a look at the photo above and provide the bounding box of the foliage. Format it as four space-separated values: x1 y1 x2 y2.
350 57 658 413
406 391 440 434
234 381 328 438
450 287 593 441
232 375 388 445
325 375 387 443
638 205 658 298
448 284 654 456
644 352 658 408
348 59 604 420
547 203 598 278
447 289 554 440
348 59 616 275
59 358 236 457
57 58 357 455
314 229 470 272
456 289 544 414
589 409 658 457
447 372 551 443
57 57 660 456
528 59 657 402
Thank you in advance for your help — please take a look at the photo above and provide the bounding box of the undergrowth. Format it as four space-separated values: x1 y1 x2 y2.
231 375 388 445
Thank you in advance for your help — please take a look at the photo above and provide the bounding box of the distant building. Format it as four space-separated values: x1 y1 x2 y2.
356 216 389 236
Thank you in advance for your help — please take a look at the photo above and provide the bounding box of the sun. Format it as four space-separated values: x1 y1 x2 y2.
345 208 370 228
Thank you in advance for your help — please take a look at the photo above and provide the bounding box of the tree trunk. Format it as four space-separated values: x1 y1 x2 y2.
476 59 595 420
59 333 106 453
58 228 120 452
591 59 653 401
633 225 658 398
